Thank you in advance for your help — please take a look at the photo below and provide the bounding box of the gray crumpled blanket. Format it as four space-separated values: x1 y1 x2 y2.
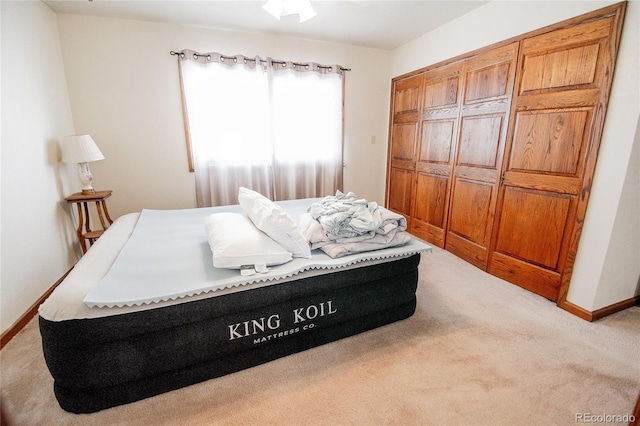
301 191 411 258
308 190 382 237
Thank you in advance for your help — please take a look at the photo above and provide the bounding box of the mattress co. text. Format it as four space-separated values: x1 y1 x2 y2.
227 300 337 343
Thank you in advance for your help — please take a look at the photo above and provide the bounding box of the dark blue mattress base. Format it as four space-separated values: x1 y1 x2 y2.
40 254 421 413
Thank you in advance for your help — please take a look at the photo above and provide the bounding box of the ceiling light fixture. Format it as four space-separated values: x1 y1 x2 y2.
263 0 317 23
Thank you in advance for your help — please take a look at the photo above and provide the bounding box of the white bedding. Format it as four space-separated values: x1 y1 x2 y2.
39 199 431 321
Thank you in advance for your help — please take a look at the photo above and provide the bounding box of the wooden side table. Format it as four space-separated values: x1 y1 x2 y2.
65 190 114 254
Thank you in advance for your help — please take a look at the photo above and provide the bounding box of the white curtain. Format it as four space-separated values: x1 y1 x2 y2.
177 50 345 207
269 61 344 201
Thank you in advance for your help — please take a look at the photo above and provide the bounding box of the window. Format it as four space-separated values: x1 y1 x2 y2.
177 50 346 206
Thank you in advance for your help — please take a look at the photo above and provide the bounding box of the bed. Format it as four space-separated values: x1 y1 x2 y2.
39 193 430 413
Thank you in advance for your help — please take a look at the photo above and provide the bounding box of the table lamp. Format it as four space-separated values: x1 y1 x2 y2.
62 134 105 195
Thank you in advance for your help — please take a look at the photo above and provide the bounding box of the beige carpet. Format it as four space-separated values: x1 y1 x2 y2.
2 247 639 425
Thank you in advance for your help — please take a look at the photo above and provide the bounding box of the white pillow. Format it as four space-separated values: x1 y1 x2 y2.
238 187 312 259
204 212 292 269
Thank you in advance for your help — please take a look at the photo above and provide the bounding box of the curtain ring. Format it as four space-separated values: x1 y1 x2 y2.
180 53 185 59
192 53 198 60
243 58 247 64
220 57 224 63
305 64 309 70
206 55 211 61
329 66 333 71
234 57 238 63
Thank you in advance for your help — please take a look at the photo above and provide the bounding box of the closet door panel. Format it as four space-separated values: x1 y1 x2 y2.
457 115 503 168
388 167 414 217
388 120 418 220
465 61 511 102
510 109 589 176
489 252 562 301
490 16 619 302
390 123 419 167
412 172 449 245
444 42 519 269
446 178 494 268
387 74 424 225
519 44 600 93
410 63 463 247
494 188 571 269
394 75 422 114
424 74 459 110
419 120 455 163
518 18 611 95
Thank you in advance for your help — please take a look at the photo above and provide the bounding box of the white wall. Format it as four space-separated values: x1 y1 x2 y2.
56 14 392 218
1 1 78 334
390 1 640 312
595 118 640 307
575 2 639 310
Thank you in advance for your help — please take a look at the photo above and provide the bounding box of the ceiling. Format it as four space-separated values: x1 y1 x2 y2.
43 0 489 50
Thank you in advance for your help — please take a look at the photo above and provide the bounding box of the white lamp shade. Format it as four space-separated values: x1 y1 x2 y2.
62 134 105 163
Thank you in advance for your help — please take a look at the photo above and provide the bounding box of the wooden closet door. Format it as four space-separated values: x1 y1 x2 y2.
387 74 424 227
445 42 518 269
410 63 463 247
488 17 617 301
